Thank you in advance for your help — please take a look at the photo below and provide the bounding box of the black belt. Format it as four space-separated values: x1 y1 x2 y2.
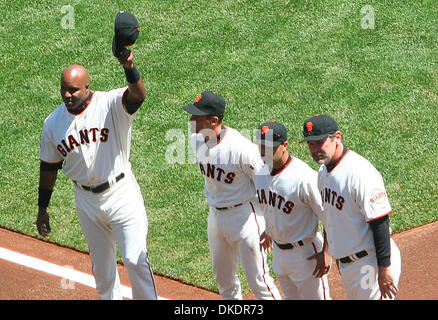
339 250 368 264
78 173 125 194
216 203 243 211
274 240 304 250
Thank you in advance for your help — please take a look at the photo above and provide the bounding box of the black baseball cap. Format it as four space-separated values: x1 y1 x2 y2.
255 121 288 147
183 91 225 117
112 11 140 58
300 114 339 142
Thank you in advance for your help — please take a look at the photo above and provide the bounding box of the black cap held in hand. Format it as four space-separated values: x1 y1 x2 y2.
183 91 226 117
300 114 339 142
112 11 140 58
255 121 288 147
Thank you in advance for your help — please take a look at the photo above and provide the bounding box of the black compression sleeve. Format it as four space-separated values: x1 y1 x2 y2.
370 215 391 267
40 161 63 171
122 89 143 115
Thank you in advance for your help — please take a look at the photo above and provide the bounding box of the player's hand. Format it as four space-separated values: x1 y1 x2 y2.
36 207 51 237
118 51 134 69
378 266 398 299
259 232 272 254
307 250 331 278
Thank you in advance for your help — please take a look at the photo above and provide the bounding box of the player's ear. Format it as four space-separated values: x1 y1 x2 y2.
209 116 220 125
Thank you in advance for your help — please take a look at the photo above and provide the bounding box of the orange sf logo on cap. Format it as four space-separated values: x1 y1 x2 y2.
194 94 202 103
306 122 313 132
261 125 270 135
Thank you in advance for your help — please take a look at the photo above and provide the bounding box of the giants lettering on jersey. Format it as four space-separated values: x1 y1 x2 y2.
321 187 345 211
56 128 109 157
256 189 295 214
198 163 236 184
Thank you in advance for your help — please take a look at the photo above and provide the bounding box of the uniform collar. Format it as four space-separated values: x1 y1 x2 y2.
216 125 226 144
271 154 292 176
205 125 227 147
326 147 349 172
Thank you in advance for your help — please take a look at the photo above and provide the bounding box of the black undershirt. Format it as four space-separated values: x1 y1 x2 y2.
370 215 391 267
122 89 144 115
40 160 63 171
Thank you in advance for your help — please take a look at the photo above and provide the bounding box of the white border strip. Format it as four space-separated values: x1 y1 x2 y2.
0 247 167 300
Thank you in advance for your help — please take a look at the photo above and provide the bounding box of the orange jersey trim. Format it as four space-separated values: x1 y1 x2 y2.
367 210 392 223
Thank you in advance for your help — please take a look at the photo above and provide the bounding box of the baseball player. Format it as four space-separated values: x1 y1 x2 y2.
301 114 402 300
253 121 331 300
182 91 281 300
36 12 157 300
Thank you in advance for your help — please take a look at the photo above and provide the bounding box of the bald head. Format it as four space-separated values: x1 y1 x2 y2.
62 64 89 85
60 64 91 112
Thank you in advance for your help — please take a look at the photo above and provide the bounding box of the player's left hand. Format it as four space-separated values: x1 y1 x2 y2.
118 51 134 69
36 207 51 237
307 250 331 278
378 266 398 299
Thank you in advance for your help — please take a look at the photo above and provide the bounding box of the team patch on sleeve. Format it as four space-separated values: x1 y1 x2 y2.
369 189 388 205
365 188 392 222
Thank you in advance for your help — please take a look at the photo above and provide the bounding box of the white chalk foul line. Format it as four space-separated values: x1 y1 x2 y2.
0 247 167 300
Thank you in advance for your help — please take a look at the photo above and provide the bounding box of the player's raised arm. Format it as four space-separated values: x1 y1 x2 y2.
112 11 146 114
119 52 146 107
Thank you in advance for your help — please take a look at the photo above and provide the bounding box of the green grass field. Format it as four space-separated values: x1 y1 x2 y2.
0 0 437 293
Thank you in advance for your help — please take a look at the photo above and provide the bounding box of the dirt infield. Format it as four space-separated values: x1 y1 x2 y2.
0 221 437 300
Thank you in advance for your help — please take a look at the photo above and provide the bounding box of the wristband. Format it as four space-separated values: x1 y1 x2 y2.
38 188 53 207
124 65 141 83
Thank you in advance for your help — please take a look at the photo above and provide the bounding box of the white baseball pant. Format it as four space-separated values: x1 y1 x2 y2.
273 232 331 300
338 238 402 300
74 170 157 300
207 200 281 300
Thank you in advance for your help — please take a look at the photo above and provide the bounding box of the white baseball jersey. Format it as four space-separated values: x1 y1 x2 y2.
40 87 134 186
40 86 158 300
191 126 263 208
317 149 393 259
254 157 323 244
